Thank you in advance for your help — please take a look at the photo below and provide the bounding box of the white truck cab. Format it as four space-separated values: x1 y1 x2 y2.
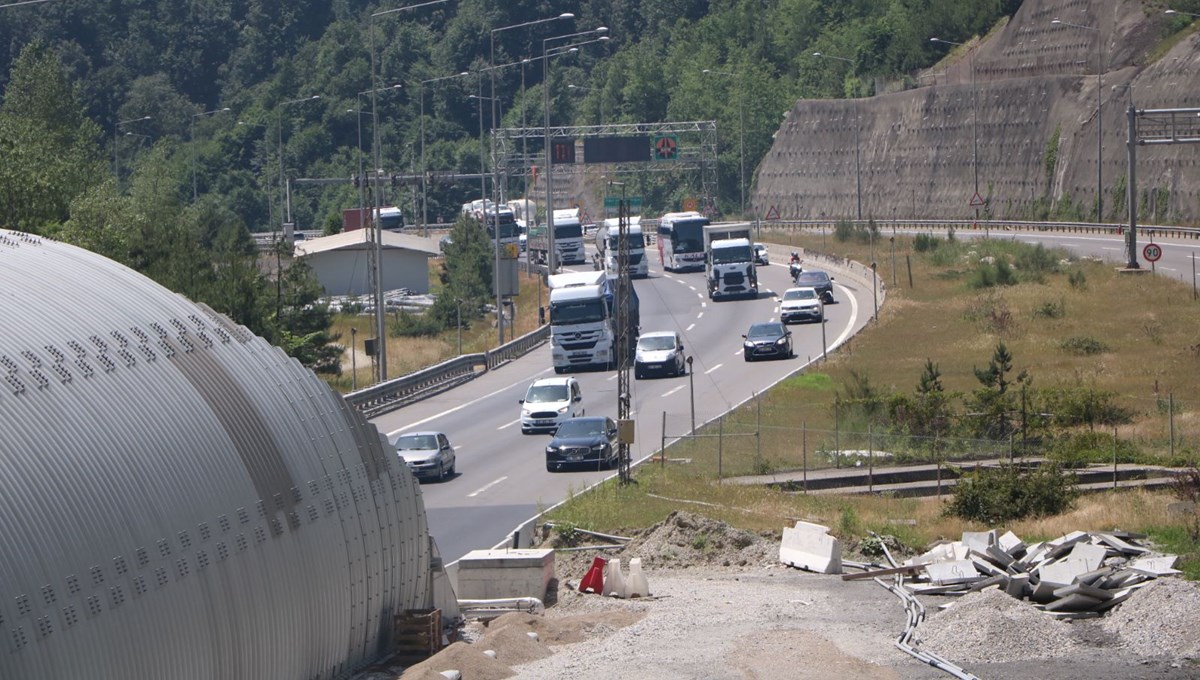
596 217 648 278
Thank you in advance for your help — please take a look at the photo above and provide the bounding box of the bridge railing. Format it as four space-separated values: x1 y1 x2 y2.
345 325 550 418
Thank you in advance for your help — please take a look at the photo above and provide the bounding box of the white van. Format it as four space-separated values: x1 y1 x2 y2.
518 376 584 434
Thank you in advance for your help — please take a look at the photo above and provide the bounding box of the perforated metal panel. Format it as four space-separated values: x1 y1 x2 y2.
0 231 431 679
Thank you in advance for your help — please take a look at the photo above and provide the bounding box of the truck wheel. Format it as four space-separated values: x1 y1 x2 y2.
554 366 565 374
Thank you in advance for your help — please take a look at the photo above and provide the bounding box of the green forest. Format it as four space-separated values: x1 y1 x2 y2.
0 0 1019 370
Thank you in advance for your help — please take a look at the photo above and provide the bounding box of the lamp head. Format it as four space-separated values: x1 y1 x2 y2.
1051 19 1062 25
559 12 574 19
812 52 822 57
595 26 608 33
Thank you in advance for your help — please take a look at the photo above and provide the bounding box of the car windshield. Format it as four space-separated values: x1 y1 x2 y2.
711 245 752 264
747 323 784 340
754 245 766 253
526 384 569 403
607 233 646 250
638 335 676 351
783 289 818 301
796 272 830 285
393 434 438 450
555 419 606 438
550 299 606 325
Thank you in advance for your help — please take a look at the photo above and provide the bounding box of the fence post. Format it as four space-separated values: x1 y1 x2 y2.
1113 426 1118 490
802 421 808 494
1169 392 1175 462
661 411 666 471
717 415 724 484
755 391 761 472
868 424 874 494
834 403 841 469
935 433 942 498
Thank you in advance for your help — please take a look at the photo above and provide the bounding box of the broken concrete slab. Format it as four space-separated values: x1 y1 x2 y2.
1044 593 1105 612
1005 573 1030 599
1038 556 1098 588
1052 582 1114 601
962 530 998 554
1129 555 1180 576
1031 580 1059 604
998 530 1027 557
1093 532 1151 556
967 574 1007 593
925 559 983 586
985 544 1017 567
779 521 842 574
1072 567 1112 586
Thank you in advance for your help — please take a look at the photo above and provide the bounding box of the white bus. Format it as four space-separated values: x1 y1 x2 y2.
657 211 709 272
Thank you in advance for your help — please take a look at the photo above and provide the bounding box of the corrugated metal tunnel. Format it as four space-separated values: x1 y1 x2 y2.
0 230 432 679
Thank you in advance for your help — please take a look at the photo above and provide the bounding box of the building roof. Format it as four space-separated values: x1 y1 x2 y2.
294 229 441 257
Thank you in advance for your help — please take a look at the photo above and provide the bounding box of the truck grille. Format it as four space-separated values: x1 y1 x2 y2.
723 272 745 285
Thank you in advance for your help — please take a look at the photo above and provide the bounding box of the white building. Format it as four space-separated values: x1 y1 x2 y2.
293 230 441 296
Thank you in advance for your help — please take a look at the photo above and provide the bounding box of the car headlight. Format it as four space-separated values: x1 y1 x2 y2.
557 406 569 414
592 444 607 453
776 337 788 345
522 409 531 417
545 446 559 455
744 341 754 349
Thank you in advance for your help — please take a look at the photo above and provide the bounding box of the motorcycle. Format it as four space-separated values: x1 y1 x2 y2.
788 253 803 283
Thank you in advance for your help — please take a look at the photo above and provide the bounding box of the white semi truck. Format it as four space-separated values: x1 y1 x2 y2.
527 207 587 266
547 270 639 372
703 222 757 300
594 216 648 278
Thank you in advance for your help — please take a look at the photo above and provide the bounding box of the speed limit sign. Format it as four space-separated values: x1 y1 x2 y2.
1143 243 1163 262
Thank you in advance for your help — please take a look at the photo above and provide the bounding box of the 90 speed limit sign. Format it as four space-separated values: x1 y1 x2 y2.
1143 243 1163 263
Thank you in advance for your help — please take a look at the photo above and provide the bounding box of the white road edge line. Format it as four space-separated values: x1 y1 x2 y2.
686 323 695 331
497 418 521 430
392 367 552 434
697 312 704 319
661 386 684 397
706 363 724 374
467 476 508 498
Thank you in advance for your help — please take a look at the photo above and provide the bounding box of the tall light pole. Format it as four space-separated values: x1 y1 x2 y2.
357 83 403 220
543 28 609 272
346 107 372 238
369 1 448 383
237 120 274 229
191 107 230 201
276 95 321 230
470 85 506 346
491 14 575 206
1051 18 1105 220
419 71 470 236
702 69 746 217
113 115 151 188
812 52 861 221
930 38 978 217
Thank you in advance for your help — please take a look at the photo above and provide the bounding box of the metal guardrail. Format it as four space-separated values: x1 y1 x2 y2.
758 218 1200 240
345 325 550 418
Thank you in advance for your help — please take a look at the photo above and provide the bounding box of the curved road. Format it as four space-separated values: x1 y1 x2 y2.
370 250 874 563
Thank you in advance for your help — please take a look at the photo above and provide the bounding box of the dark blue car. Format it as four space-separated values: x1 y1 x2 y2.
793 270 835 303
545 416 619 472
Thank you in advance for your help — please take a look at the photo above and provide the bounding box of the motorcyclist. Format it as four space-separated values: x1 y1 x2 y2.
789 251 801 265
789 251 802 282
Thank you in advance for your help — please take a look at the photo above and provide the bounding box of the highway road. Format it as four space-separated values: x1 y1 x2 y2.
369 250 874 564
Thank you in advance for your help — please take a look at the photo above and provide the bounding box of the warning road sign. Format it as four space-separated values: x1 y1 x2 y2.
682 197 698 212
653 135 679 161
969 192 986 208
764 205 780 221
1143 243 1162 262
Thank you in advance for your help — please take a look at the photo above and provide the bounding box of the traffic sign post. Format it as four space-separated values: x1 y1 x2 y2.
1143 242 1162 272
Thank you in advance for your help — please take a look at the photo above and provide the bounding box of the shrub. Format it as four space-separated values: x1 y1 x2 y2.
834 219 856 242
1033 299 1065 319
967 259 1018 289
1059 336 1108 355
1016 243 1059 276
945 463 1078 523
1046 431 1140 467
391 310 445 337
914 233 940 252
1068 268 1087 290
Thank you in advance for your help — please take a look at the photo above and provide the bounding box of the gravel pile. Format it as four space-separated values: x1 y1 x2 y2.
1100 577 1200 660
915 588 1083 663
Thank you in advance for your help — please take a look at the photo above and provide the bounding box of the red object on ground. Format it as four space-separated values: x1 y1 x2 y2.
579 557 607 594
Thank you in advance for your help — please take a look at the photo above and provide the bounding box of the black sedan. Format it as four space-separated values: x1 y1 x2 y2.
793 270 835 303
742 322 794 361
545 416 619 472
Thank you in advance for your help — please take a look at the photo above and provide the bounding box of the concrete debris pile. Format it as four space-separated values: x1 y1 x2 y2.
899 529 1180 618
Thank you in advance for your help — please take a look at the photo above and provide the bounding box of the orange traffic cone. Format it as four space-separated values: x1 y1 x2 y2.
578 556 606 594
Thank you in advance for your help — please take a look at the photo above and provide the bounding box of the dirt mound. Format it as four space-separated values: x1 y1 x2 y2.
474 621 553 665
916 587 1083 663
483 609 645 646
398 640 513 679
616 510 777 569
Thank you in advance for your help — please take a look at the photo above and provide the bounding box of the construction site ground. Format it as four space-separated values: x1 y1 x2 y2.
382 511 1199 680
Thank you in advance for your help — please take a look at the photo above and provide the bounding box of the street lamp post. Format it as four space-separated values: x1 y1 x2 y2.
469 84 505 346
191 107 230 201
237 120 274 229
369 0 448 384
543 29 609 272
1051 18 1105 220
930 37 979 217
812 52 861 221
420 71 470 237
113 115 151 187
702 69 746 217
276 96 321 232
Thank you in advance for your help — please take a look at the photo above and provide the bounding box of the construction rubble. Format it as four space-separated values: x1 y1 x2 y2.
847 528 1181 619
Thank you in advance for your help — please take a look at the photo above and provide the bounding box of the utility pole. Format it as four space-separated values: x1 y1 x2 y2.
613 182 634 485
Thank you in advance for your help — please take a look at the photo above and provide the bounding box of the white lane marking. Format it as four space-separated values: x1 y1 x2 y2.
696 292 704 299
733 348 742 356
498 419 521 430
701 302 707 308
706 363 724 374
676 278 689 285
697 312 704 319
686 323 695 331
1160 266 1177 272
608 373 619 381
688 285 697 291
467 476 508 498
770 317 777 323
1102 247 1121 251
662 386 685 397
392 367 553 434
